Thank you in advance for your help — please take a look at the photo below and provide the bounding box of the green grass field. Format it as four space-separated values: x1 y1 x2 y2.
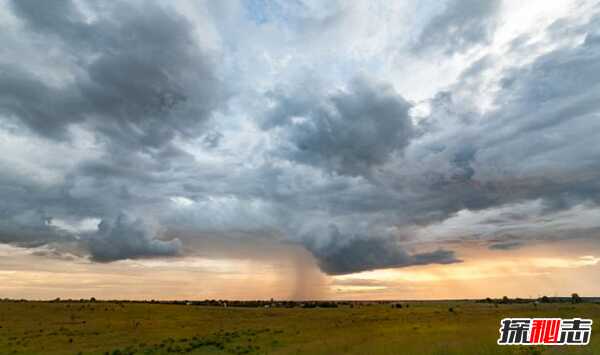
0 301 598 354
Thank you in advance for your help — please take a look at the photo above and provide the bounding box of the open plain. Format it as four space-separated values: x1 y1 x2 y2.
0 300 598 355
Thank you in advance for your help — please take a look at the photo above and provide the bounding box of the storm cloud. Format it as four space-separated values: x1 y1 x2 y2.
263 77 414 177
1 0 600 275
86 214 182 262
5 0 224 149
304 226 460 275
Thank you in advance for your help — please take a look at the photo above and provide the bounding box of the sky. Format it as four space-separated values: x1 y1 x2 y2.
0 0 600 300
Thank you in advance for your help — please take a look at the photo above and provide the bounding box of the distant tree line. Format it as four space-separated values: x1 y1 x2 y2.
1 294 594 307
476 293 586 304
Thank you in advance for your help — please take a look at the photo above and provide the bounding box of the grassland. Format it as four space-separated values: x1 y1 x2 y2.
0 300 598 354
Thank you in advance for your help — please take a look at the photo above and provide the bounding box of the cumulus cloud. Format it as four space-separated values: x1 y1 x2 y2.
264 77 413 176
0 0 223 262
5 0 224 149
86 214 182 262
0 209 74 248
303 225 460 275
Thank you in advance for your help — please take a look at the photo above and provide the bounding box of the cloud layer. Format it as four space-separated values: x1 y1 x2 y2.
1 0 600 275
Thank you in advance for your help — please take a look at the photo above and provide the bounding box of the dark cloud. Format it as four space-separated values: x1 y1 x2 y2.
6 0 224 150
86 214 181 262
303 225 460 275
264 77 413 176
1 1 600 277
281 14 600 272
488 241 524 251
201 131 224 149
0 0 222 262
391 21 600 226
0 68 86 140
0 209 74 248
413 0 501 54
9 0 84 39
